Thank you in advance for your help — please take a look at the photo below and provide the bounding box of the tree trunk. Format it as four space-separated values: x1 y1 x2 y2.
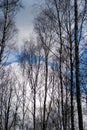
74 0 83 130
43 56 48 130
70 36 75 130
0 0 8 63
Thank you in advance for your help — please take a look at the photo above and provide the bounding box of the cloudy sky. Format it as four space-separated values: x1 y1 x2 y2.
16 0 45 46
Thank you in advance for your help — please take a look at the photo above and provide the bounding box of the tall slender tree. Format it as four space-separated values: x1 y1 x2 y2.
0 0 22 63
74 0 83 130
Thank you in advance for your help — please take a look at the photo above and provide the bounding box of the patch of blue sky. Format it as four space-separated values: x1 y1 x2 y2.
1 50 20 66
80 48 87 93
17 51 38 64
49 61 59 71
18 51 59 69
71 28 83 42
2 50 59 72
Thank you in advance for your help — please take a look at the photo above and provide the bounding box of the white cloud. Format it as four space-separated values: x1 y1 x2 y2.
15 0 45 47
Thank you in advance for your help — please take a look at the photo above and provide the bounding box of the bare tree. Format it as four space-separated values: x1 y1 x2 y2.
0 0 22 63
0 66 21 130
34 10 54 130
74 0 83 130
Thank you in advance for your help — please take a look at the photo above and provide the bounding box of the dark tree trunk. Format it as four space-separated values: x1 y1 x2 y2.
33 85 36 130
33 68 39 130
74 0 83 130
0 0 8 63
70 37 75 130
43 56 48 130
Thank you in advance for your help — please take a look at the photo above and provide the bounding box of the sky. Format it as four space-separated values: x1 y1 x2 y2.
16 0 45 47
2 0 45 65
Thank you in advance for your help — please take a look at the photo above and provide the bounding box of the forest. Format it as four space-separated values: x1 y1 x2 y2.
0 0 87 130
